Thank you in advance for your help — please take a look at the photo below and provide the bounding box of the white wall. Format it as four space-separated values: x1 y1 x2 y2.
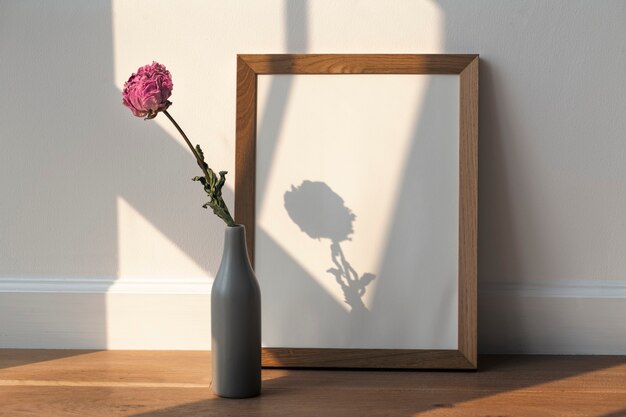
1 0 624 353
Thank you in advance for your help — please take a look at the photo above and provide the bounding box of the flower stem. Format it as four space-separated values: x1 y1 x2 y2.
163 110 209 177
162 109 236 227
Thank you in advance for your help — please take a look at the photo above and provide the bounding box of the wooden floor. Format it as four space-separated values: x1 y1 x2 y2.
0 350 625 417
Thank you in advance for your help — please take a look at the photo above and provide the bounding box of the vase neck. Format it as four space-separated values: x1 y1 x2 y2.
222 225 252 267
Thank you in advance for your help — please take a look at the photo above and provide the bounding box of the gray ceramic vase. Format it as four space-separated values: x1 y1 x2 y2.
211 224 261 398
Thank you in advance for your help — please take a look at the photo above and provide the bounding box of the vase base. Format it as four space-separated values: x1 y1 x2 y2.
213 389 261 399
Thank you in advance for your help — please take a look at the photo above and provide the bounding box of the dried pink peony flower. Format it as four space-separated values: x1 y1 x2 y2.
122 61 173 119
121 62 235 226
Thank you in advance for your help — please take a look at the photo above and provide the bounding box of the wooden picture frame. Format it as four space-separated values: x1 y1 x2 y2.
235 54 478 369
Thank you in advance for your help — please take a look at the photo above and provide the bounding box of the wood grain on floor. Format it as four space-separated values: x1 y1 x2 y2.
0 350 625 417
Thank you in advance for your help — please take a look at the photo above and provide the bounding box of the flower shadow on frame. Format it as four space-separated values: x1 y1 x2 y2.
283 180 376 314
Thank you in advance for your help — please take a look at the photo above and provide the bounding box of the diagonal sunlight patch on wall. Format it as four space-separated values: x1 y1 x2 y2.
110 0 268 282
117 196 208 277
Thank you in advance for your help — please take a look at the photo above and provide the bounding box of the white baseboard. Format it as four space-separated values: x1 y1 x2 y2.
479 280 626 299
1 278 625 353
0 276 213 294
479 280 626 355
0 276 213 350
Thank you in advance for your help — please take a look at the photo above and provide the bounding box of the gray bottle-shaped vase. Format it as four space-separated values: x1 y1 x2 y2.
211 224 261 398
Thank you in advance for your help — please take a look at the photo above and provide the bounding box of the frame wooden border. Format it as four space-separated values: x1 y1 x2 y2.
235 54 478 369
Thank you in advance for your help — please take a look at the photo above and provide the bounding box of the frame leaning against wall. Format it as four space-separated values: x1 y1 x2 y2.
235 54 478 369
